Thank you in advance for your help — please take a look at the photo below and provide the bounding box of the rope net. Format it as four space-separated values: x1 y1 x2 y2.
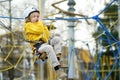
0 0 119 80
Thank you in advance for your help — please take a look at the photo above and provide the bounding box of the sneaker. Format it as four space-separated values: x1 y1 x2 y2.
59 60 68 68
56 70 67 79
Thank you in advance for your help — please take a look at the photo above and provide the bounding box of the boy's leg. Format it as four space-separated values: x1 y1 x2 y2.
38 44 60 67
50 36 62 61
38 44 67 78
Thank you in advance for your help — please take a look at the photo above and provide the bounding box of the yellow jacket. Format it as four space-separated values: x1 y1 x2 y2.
24 20 50 46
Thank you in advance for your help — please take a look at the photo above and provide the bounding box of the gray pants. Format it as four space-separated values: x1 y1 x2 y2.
50 36 62 55
38 43 60 67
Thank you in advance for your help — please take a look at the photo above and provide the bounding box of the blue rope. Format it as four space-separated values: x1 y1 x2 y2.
66 0 118 79
70 45 103 80
86 43 93 60
63 0 119 79
87 48 103 80
97 0 116 16
94 17 118 42
0 15 92 21
72 46 88 79
92 16 120 80
0 16 23 20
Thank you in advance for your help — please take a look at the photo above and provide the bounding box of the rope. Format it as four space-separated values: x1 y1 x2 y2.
4 46 14 60
67 0 119 79
14 47 26 67
14 56 37 80
0 20 43 43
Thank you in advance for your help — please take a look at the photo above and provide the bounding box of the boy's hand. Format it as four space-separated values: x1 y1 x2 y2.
32 48 37 55
33 49 47 60
39 52 47 59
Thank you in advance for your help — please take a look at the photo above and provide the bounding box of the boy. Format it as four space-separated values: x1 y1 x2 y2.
23 6 67 79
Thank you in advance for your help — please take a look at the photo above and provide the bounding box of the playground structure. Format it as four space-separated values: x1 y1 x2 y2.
0 0 120 80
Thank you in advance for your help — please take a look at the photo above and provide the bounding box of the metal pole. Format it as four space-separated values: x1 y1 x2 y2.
39 0 45 80
23 53 26 80
8 0 14 80
67 0 78 79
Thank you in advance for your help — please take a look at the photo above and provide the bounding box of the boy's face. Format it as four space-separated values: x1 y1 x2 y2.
30 12 40 23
